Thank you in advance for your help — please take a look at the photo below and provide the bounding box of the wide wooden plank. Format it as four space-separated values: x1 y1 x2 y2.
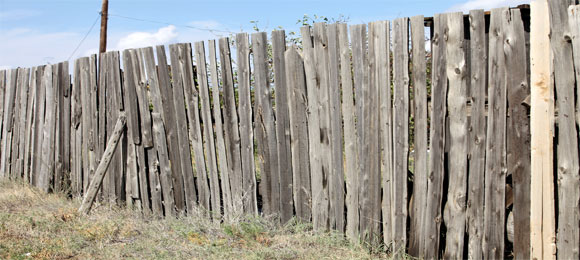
339 23 359 241
422 13 447 259
571 6 580 126
251 33 279 218
442 12 468 259
272 30 294 224
466 9 486 260
195 41 222 219
285 46 311 222
409 15 427 257
208 39 233 218
234 34 257 216
156 45 186 211
326 24 345 232
169 44 202 212
39 64 56 192
483 8 508 260
504 9 531 260
1 69 18 178
530 1 555 258
392 17 409 253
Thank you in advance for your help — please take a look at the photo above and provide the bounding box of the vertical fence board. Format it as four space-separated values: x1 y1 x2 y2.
1 69 18 178
505 9 531 260
15 68 30 180
71 62 81 195
107 52 125 203
252 32 280 218
272 30 294 224
23 67 37 183
422 13 447 259
208 39 233 218
0 70 5 169
195 41 222 219
152 112 176 216
570 6 580 126
327 24 345 232
39 65 56 192
234 34 258 216
219 38 244 216
409 15 427 257
9 68 22 179
285 46 311 222
340 23 359 241
156 45 186 211
466 9 486 260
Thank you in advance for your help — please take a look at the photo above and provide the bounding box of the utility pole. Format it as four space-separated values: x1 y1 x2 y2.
99 0 109 54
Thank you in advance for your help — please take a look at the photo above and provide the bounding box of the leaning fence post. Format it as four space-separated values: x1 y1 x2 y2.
78 112 126 215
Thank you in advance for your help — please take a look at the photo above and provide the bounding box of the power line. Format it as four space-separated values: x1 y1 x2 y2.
107 13 236 35
67 13 101 61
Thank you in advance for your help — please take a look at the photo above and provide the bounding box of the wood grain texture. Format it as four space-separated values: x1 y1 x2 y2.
106 51 124 204
40 65 56 192
251 32 280 218
285 46 311 222
195 41 222 219
326 24 345 232
339 23 359 241
208 39 233 218
409 16 426 257
272 30 294 224
483 8 508 260
466 9 486 260
392 18 409 253
15 68 31 180
152 112 176 216
422 13 447 259
23 67 38 183
504 9 531 260
218 38 244 216
530 2 555 258
9 68 22 180
71 62 81 195
1 69 18 179
570 6 580 127
235 34 258 216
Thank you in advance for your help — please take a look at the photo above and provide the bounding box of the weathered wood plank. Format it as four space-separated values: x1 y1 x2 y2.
409 16 427 257
549 1 579 258
61 62 71 192
504 9 531 260
422 13 447 259
168 43 202 213
39 64 56 192
156 45 186 211
483 8 508 260
208 39 233 218
80 57 92 192
442 12 468 259
195 41 222 219
89 55 98 194
285 46 311 222
326 24 345 232
152 112 176 216
339 23 359 241
466 9 486 260
98 53 108 201
78 113 126 215
392 17 409 253
313 22 332 231
14 68 30 180
570 6 580 126
106 51 125 204
23 67 38 183
530 1 555 258
54 62 67 191
71 61 82 195
0 70 5 171
234 34 257 216
272 30 294 224
1 69 18 178
251 33 279 218
9 68 22 179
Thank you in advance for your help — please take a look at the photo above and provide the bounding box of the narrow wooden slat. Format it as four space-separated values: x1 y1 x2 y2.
549 1 579 258
392 17 409 253
326 24 345 232
234 34 257 216
106 51 124 203
54 63 65 191
60 62 71 191
313 23 332 231
422 13 447 259
530 1 555 258
251 33 279 217
80 57 91 192
1 69 18 178
71 61 82 195
409 15 427 257
89 56 98 193
152 112 176 216
9 68 23 179
339 23 359 241
483 8 508 260
14 68 30 179
0 70 5 166
504 9 531 260
168 43 200 213
156 45 186 211
208 39 233 218
285 46 311 222
195 41 222 219
272 30 294 224
98 53 108 201
466 9 486 260
570 6 580 126
23 67 37 183
39 64 56 192
443 12 468 259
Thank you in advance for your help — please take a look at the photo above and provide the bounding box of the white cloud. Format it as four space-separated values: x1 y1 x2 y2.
116 25 178 50
448 0 530 12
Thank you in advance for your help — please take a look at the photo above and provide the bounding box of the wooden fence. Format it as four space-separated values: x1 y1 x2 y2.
0 1 579 258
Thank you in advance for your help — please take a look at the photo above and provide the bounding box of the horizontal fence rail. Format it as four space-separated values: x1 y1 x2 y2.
1 2 579 259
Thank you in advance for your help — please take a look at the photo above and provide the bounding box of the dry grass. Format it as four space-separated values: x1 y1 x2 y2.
0 180 391 259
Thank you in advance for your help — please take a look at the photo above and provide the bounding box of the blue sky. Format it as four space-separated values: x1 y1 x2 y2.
0 0 529 69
